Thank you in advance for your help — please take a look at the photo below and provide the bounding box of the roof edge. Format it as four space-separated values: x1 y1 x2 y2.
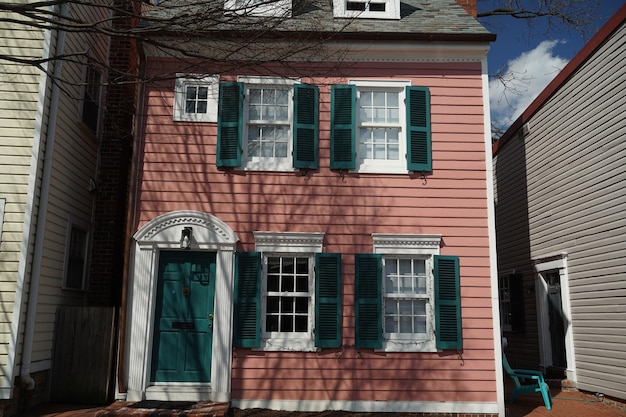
492 3 626 156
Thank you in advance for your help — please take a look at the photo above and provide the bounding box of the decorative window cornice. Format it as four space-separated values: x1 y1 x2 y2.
372 233 441 255
254 231 325 253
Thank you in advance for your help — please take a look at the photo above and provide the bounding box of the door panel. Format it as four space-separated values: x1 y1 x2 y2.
151 251 216 383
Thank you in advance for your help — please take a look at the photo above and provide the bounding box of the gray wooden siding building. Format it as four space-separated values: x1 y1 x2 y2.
493 4 626 402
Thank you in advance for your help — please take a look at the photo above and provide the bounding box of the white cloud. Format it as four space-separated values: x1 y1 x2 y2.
489 40 569 131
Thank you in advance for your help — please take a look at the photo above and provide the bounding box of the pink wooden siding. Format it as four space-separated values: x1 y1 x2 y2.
137 59 496 403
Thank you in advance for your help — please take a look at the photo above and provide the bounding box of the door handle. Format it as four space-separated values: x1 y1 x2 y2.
208 323 213 329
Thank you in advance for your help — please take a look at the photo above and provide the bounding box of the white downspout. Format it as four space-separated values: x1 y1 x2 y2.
19 3 68 390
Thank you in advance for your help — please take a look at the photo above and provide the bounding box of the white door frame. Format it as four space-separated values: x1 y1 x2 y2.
533 253 576 382
124 211 238 402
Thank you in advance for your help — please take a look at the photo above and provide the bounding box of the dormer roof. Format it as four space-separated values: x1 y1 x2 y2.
142 0 495 42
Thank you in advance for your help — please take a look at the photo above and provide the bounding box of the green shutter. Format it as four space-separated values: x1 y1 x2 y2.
315 253 342 348
293 84 319 169
406 86 432 172
216 82 243 167
434 255 462 350
234 252 261 348
330 85 356 170
354 254 382 349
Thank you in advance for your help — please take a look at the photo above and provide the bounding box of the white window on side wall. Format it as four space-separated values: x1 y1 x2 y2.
63 216 91 290
81 65 102 132
174 74 219 122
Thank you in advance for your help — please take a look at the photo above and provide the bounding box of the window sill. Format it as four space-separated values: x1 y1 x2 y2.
256 339 317 352
377 339 436 353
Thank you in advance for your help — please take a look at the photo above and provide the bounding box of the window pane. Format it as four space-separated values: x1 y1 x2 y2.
267 296 279 313
282 275 294 292
281 315 293 332
186 86 197 100
196 101 207 114
385 316 398 333
295 297 308 313
266 315 279 332
295 315 308 332
249 88 262 104
296 276 308 292
282 297 294 313
197 86 208 99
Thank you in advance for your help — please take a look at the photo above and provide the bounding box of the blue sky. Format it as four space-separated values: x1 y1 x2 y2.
480 1 625 132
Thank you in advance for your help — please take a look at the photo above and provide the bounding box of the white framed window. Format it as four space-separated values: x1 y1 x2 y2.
333 0 400 19
352 80 410 174
240 77 297 171
174 74 219 122
63 217 91 291
373 234 441 352
224 0 292 17
81 65 102 132
254 231 324 351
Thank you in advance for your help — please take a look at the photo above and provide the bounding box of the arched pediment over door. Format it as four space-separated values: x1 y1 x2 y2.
126 210 238 402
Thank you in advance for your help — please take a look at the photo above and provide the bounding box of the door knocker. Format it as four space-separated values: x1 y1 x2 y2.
182 286 190 297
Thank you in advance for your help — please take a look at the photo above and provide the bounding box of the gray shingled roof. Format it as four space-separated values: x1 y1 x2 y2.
142 0 495 41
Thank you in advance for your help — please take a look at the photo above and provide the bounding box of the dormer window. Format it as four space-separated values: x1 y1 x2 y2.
224 0 292 17
333 0 400 19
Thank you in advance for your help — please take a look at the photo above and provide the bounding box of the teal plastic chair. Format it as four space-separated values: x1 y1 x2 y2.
502 353 552 410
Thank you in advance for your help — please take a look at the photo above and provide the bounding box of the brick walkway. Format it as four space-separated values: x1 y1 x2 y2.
17 389 626 417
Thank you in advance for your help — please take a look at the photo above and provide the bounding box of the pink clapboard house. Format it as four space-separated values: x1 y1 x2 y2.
121 0 502 415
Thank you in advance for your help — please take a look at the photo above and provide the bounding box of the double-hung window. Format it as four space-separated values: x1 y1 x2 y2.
217 78 319 171
174 74 219 122
499 272 525 333
355 234 462 352
233 232 342 351
81 65 102 132
63 217 90 291
331 81 431 173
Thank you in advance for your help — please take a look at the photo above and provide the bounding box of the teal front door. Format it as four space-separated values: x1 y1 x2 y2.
151 251 216 383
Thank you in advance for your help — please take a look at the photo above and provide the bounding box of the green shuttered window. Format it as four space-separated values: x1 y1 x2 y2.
216 81 319 170
234 251 342 350
330 84 431 173
354 252 461 351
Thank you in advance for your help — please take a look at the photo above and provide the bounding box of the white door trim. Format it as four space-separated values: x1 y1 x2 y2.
124 210 238 402
533 253 576 382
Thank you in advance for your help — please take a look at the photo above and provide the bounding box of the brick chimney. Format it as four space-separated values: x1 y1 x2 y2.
456 0 477 18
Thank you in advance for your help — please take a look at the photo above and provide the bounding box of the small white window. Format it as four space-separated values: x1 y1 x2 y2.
333 0 400 19
254 231 324 351
225 0 292 17
63 217 91 291
240 77 298 171
174 74 219 122
352 80 410 173
373 234 441 352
